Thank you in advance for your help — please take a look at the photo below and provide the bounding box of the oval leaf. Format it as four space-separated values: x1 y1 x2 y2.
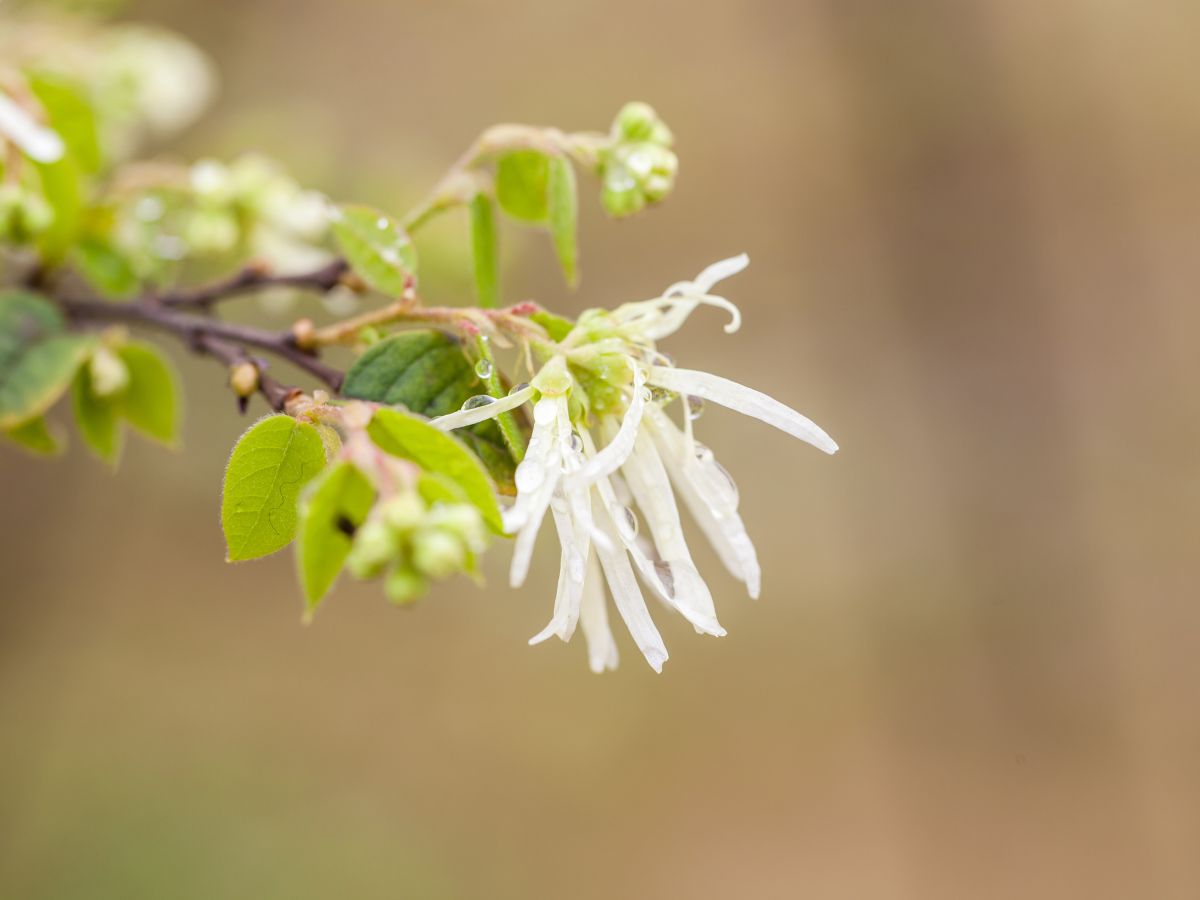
296 460 376 612
3 415 63 456
71 362 121 464
341 330 516 490
469 192 500 308
116 341 180 446
547 156 578 286
367 408 503 534
0 292 93 429
330 204 417 297
222 415 327 562
495 150 550 223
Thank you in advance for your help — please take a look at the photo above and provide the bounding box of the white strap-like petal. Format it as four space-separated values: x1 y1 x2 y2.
572 365 646 486
529 500 588 644
578 552 619 673
647 366 838 455
645 405 761 598
593 508 669 673
642 292 743 340
0 92 65 163
430 384 534 431
691 253 750 294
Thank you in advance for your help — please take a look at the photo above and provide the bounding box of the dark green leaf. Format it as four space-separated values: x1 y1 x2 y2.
547 156 578 286
3 416 62 456
341 330 516 490
469 192 499 308
495 150 551 223
296 461 376 612
71 361 121 463
116 341 180 446
367 408 503 534
222 415 328 562
0 291 93 429
330 205 417 296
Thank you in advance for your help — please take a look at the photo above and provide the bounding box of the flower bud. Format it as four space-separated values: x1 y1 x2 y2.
229 362 259 398
613 101 660 143
601 181 645 219
425 503 487 553
89 347 130 398
381 492 426 532
346 519 397 579
411 527 465 580
291 317 317 350
385 567 427 606
185 208 239 255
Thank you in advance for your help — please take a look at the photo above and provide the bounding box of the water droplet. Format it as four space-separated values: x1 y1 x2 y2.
376 216 389 230
533 400 557 426
693 442 714 464
649 387 671 404
640 387 653 403
568 431 584 453
686 395 706 421
713 460 739 506
461 394 495 411
474 359 493 380
514 459 544 493
618 506 639 540
653 560 676 599
508 382 530 396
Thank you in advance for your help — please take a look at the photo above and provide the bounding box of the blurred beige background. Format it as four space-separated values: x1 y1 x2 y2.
3 0 1200 897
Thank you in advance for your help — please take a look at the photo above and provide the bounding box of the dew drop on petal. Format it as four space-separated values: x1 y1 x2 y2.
568 431 584 453
514 459 545 493
686 395 706 421
713 460 739 506
694 442 715 464
649 386 672 404
618 506 640 540
474 359 494 379
653 560 676 599
640 387 653 403
461 394 495 411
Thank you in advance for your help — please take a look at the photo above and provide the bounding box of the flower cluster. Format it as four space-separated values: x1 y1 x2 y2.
432 256 837 672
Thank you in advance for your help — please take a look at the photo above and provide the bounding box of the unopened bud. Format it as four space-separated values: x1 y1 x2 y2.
382 492 426 532
292 317 317 350
426 503 487 553
411 528 465 580
613 101 659 143
89 347 130 398
385 567 427 606
601 182 645 219
229 362 259 398
347 519 397 579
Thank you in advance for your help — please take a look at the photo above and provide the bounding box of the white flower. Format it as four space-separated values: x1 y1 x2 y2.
431 254 837 672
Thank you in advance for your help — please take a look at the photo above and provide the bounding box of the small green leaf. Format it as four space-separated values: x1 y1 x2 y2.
3 416 62 456
116 341 180 446
368 408 503 534
296 461 376 612
330 205 417 296
222 415 328 562
27 72 102 174
495 150 551 223
34 155 84 262
71 362 121 464
547 156 578 286
469 192 500 308
72 238 139 300
530 309 575 342
341 330 516 490
0 292 93 429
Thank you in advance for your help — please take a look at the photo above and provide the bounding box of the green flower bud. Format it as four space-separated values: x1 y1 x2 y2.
411 527 465 580
613 101 660 143
88 346 130 398
185 208 239 255
385 567 427 606
601 181 646 219
425 503 487 553
0 184 53 242
346 519 397 579
381 492 426 532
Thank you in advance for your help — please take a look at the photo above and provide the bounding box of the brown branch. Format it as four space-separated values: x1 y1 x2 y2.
156 258 350 310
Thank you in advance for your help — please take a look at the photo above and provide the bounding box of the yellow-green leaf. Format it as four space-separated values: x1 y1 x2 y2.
116 341 180 446
296 461 376 612
3 415 63 456
495 150 551 223
71 362 122 464
469 192 500 307
330 204 417 297
547 156 578 286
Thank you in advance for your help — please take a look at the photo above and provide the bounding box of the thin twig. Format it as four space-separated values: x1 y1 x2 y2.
156 258 350 310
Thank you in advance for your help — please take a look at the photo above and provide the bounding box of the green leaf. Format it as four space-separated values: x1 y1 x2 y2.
368 408 503 534
71 361 121 463
495 150 551 223
547 156 578 286
530 309 575 342
3 416 62 456
34 155 84 262
116 341 180 446
0 291 93 430
341 330 516 490
469 192 500 308
222 415 328 562
296 461 376 612
330 205 417 296
72 238 139 300
27 72 102 174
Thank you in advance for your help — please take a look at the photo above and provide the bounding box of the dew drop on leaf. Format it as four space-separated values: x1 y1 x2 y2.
474 359 493 379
